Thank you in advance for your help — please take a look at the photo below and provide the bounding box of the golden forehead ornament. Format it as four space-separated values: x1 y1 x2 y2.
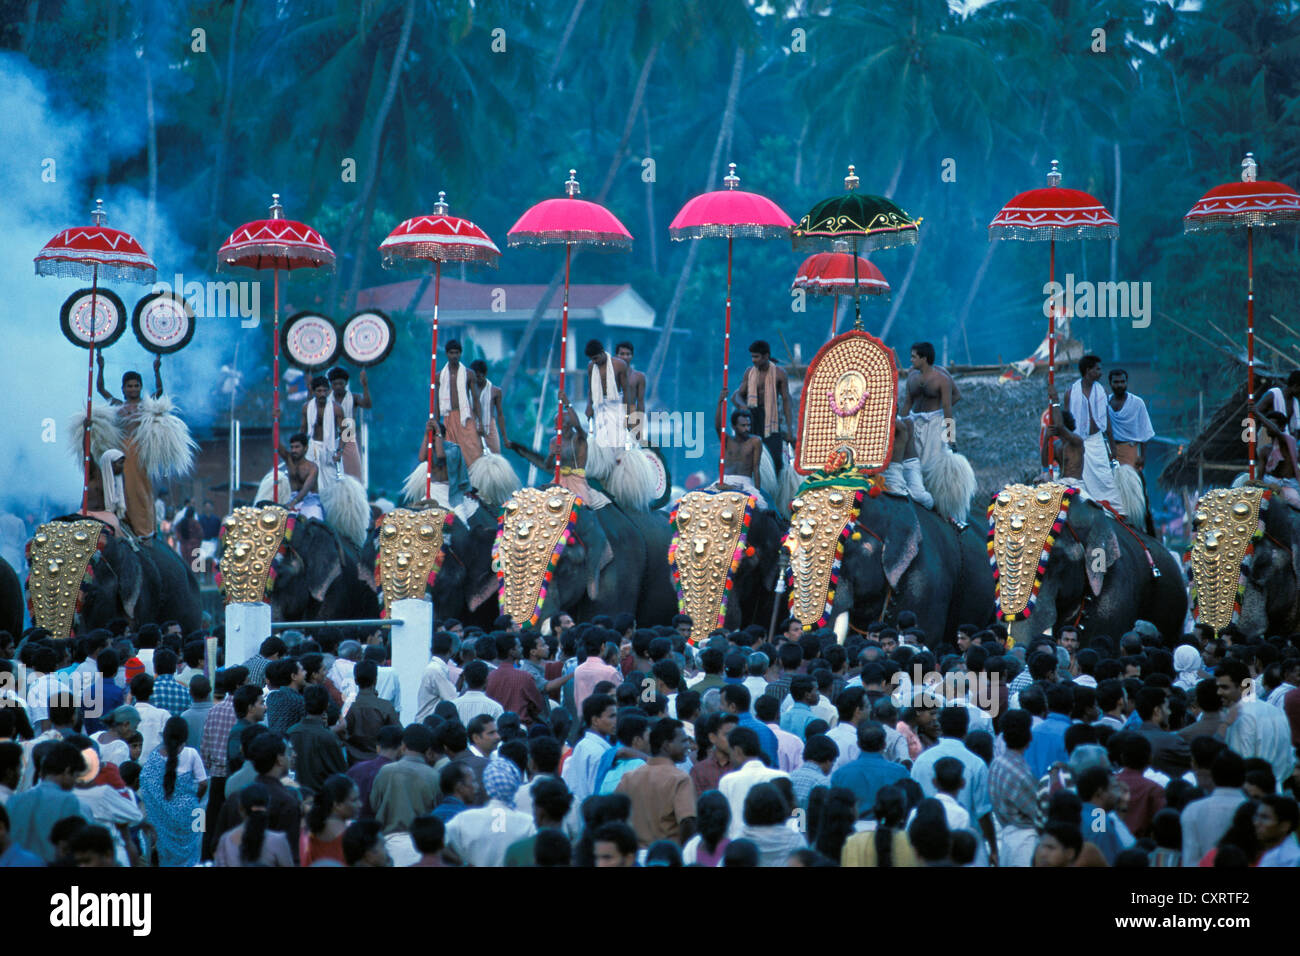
1187 486 1266 631
219 506 289 604
785 487 858 626
376 506 450 603
26 520 105 637
670 490 752 647
496 487 578 623
989 483 1071 620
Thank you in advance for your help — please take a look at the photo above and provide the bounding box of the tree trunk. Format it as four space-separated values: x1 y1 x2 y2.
644 104 658 273
21 1 39 55
646 45 746 394
208 0 245 257
952 241 996 364
339 0 417 313
502 43 661 396
144 52 157 254
879 235 922 342
1109 140 1121 360
547 0 588 85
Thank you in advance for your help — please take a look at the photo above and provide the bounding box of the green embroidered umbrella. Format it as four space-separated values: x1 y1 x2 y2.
792 165 920 327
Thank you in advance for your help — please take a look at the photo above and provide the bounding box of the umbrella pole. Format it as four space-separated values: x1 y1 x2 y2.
1248 226 1256 481
853 238 862 329
428 259 441 501
556 243 571 484
83 265 99 513
720 234 733 486
1047 240 1056 470
272 269 280 504
831 296 838 338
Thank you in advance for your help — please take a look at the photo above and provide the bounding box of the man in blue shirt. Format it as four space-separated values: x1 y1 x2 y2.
780 675 820 740
1076 764 1130 864
721 684 779 768
0 805 43 867
830 722 908 814
909 706 998 866
5 742 87 862
1023 683 1073 778
433 762 478 823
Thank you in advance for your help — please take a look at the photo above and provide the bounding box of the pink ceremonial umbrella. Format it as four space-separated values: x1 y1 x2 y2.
508 170 632 483
1184 153 1300 480
218 194 335 501
380 191 501 500
792 242 889 338
35 198 158 511
669 163 794 485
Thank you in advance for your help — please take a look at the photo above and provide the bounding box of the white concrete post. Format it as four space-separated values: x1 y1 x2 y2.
390 598 433 726
225 602 271 673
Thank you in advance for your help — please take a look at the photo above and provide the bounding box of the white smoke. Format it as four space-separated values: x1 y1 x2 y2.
0 53 230 540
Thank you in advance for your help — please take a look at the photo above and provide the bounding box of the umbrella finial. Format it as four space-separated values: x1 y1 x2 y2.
845 165 859 192
1047 160 1061 188
724 163 740 190
1242 152 1258 183
91 198 106 226
832 238 850 253
433 190 449 215
565 170 581 197
269 193 284 219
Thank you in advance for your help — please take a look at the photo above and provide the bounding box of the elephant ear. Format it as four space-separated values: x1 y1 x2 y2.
882 503 922 590
1084 512 1122 597
575 507 613 601
110 540 143 620
300 527 344 603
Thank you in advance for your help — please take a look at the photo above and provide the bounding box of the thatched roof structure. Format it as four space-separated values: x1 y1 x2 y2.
1160 379 1284 490
953 374 1055 500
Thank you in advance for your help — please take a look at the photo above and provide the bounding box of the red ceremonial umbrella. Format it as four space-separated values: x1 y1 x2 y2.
380 191 501 500
508 170 632 483
669 163 794 485
990 160 1117 468
792 241 889 338
35 198 158 511
218 194 334 502
1184 153 1300 480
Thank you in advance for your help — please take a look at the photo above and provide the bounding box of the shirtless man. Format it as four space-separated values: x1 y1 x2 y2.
730 340 794 475
898 341 977 526
1042 385 1084 481
300 375 345 476
615 342 647 443
277 433 323 519
95 352 164 537
1257 411 1300 506
899 341 959 451
436 340 485 469
508 394 611 509
327 366 371 481
1257 371 1300 440
715 389 764 503
469 359 507 454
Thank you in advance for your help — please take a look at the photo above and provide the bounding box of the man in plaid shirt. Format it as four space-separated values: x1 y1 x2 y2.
199 665 248 860
990 710 1038 867
241 636 287 690
150 649 192 717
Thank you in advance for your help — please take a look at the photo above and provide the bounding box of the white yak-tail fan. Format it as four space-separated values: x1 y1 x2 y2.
921 450 977 526
318 473 370 547
469 452 522 510
1114 463 1148 527
604 444 656 512
132 395 197 478
255 468 292 506
67 405 123 465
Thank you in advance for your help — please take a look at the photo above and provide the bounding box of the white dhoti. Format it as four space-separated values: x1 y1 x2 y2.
1080 432 1123 514
909 409 975 525
293 492 324 521
718 474 767 508
884 460 933 509
999 824 1038 868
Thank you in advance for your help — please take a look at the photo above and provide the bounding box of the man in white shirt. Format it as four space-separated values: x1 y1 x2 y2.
909 706 997 865
1257 372 1300 439
129 674 170 759
445 758 535 867
1216 661 1295 785
1181 749 1248 866
328 641 363 704
453 661 504 726
828 688 866 772
1254 795 1300 867
561 694 616 808
1266 659 1299 709
415 632 458 722
1065 354 1122 512
364 647 401 714
742 654 770 710
718 726 789 838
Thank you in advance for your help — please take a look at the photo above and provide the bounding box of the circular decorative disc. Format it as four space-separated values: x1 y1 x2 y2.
132 291 195 354
342 310 395 366
60 288 127 349
282 312 340 370
645 444 672 510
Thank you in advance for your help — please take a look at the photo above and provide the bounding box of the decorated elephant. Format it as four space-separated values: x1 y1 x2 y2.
989 483 1186 646
1 555 25 637
669 497 789 644
1187 484 1300 638
784 485 993 645
26 517 202 636
217 508 378 628
495 487 678 626
360 504 500 627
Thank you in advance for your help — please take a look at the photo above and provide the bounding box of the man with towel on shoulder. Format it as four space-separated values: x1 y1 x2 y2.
1066 354 1123 515
437 340 485 472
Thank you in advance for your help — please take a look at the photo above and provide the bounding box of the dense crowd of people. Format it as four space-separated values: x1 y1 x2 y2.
1 610 1298 868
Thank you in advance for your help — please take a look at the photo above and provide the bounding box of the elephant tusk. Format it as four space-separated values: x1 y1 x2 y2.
833 611 849 644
